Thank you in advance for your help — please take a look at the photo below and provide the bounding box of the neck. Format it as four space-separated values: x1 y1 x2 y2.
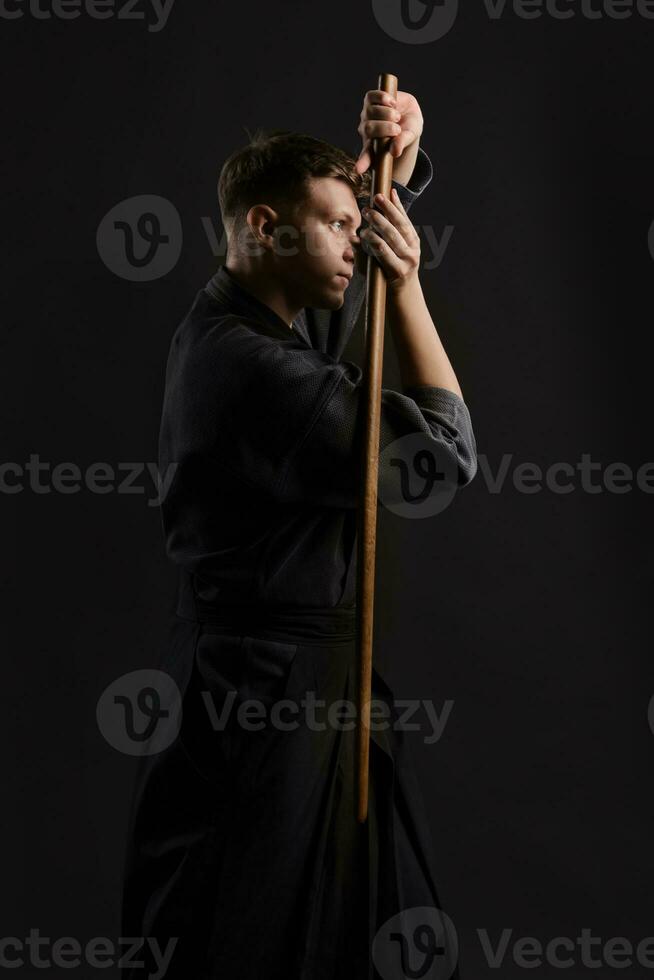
224 260 297 329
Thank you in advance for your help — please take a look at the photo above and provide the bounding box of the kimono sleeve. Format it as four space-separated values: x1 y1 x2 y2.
210 323 476 510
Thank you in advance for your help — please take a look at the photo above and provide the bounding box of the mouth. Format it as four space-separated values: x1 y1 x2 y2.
335 273 352 286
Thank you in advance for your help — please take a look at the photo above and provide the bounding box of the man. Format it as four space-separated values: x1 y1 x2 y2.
121 88 476 979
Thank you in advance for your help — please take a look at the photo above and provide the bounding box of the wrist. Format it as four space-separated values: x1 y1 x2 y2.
387 273 422 305
392 140 420 188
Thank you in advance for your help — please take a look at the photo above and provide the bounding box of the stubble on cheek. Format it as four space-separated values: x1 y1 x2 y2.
301 225 325 260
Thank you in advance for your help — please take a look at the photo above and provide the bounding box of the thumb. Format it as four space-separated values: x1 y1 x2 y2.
355 143 371 174
391 131 414 157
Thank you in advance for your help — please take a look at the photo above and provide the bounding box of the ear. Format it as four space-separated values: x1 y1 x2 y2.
246 204 279 248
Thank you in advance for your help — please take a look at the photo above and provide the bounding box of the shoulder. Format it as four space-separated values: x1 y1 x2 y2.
168 290 351 402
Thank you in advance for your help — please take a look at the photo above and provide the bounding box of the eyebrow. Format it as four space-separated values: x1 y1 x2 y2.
330 212 361 226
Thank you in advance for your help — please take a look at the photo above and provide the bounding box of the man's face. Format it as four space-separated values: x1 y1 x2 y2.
274 176 364 311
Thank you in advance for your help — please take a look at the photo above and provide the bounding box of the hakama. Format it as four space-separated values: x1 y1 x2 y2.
121 601 460 979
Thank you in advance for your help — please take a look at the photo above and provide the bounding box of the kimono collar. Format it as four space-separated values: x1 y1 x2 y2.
205 265 303 340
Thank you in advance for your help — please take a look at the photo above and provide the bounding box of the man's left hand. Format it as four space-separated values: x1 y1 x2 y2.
355 88 424 186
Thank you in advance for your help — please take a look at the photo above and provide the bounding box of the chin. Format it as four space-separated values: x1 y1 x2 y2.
306 289 342 311
324 293 345 310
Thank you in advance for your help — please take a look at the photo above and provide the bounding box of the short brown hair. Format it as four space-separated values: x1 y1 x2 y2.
218 128 372 236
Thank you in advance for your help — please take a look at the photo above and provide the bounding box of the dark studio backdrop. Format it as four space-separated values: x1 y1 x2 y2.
2 1 653 977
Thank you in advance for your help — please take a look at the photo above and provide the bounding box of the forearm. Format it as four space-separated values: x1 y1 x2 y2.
392 139 420 189
387 277 463 399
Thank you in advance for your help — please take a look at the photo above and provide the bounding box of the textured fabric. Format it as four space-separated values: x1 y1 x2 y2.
158 145 477 608
121 146 473 979
121 616 461 980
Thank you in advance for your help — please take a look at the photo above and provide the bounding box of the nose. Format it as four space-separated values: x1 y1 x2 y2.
345 229 361 261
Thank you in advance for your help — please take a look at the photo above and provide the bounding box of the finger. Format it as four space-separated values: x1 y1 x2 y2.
361 206 413 258
389 131 414 157
370 191 419 247
355 138 372 173
359 227 404 277
388 186 412 219
363 217 409 259
361 104 402 123
355 148 371 174
364 88 398 109
362 120 402 140
380 189 420 245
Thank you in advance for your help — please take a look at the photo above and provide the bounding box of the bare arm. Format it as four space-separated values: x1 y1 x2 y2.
387 276 463 398
360 185 464 400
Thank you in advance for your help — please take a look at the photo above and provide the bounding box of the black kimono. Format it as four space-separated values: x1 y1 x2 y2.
121 146 477 980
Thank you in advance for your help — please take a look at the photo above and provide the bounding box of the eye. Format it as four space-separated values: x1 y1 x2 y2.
330 219 345 231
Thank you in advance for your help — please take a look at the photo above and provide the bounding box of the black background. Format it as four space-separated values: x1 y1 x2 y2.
2 0 653 977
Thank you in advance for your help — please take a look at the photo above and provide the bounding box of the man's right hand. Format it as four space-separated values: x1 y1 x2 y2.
359 187 421 296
